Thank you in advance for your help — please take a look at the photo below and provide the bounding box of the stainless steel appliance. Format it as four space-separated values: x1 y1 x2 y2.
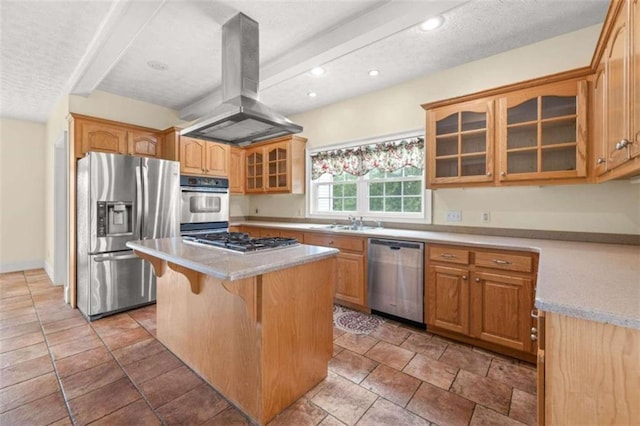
180 13 302 144
179 175 229 235
368 238 425 323
76 152 180 320
183 232 298 253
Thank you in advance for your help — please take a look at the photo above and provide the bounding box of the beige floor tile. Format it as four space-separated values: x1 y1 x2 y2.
400 333 447 359
311 373 377 425
329 349 378 384
0 355 53 389
357 398 429 426
334 333 378 355
268 397 327 426
156 382 229 425
488 358 537 395
470 405 526 425
403 352 458 390
451 369 512 414
509 388 537 426
365 341 415 371
439 344 492 376
407 381 475 426
361 364 421 407
368 323 411 345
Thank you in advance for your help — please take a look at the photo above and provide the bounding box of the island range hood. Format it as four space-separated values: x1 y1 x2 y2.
181 13 302 144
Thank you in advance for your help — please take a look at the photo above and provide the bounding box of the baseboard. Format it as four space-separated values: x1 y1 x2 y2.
44 260 55 283
0 259 44 274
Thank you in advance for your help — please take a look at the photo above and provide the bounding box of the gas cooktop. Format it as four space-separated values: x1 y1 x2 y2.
183 232 298 253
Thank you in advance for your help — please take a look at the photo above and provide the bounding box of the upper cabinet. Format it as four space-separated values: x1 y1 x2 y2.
423 78 588 188
72 114 163 159
497 80 587 182
244 135 307 194
592 0 639 180
179 136 229 178
427 99 494 186
229 146 245 194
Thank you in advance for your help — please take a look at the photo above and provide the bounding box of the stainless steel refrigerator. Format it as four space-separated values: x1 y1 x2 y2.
76 152 180 320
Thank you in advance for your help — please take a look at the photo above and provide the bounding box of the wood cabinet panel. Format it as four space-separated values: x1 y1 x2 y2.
229 146 245 194
335 252 366 306
592 64 609 175
245 147 264 193
474 250 533 273
632 0 640 159
78 121 127 156
426 265 470 334
128 130 160 158
180 137 206 175
545 312 640 425
303 233 365 252
470 272 532 352
606 9 630 169
428 246 470 265
205 142 229 177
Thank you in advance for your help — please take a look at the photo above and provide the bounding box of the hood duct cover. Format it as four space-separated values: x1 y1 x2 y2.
181 13 303 144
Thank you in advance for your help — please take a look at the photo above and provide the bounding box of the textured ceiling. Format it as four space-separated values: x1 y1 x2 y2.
0 0 609 124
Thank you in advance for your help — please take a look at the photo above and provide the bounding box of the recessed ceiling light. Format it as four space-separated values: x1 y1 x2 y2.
419 16 444 31
307 92 317 98
368 69 380 77
147 60 168 71
310 67 326 76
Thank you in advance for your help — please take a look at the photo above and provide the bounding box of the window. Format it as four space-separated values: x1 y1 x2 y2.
308 135 430 222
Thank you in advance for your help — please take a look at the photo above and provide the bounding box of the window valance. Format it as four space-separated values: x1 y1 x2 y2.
310 137 424 179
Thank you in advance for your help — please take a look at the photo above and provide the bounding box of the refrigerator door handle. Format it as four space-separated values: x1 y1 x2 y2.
142 162 149 238
93 253 140 262
135 165 142 238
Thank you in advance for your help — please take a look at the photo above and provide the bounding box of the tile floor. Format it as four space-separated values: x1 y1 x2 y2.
1 269 537 425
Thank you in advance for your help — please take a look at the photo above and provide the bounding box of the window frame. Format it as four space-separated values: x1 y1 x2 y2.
306 130 432 224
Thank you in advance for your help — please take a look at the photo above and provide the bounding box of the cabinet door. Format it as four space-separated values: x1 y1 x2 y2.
592 65 609 175
245 147 264 193
470 271 532 352
632 0 640 159
265 142 290 192
605 7 630 169
128 131 160 158
427 99 494 186
79 121 127 157
335 252 366 306
426 265 469 334
204 142 229 177
497 80 587 181
229 147 245 194
180 137 206 175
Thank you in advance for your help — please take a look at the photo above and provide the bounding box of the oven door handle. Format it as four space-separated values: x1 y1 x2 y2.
180 187 228 194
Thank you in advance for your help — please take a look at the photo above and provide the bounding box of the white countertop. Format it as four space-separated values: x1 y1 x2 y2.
126 238 339 281
238 221 640 329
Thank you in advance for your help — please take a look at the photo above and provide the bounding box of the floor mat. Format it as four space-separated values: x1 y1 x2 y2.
333 305 385 335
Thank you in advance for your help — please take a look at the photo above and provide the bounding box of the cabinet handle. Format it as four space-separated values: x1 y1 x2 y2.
492 259 511 265
531 327 538 334
500 171 506 177
615 139 631 150
486 172 492 177
596 157 606 165
440 253 457 259
328 240 334 245
475 277 480 283
530 334 538 341
462 275 467 280
531 309 539 319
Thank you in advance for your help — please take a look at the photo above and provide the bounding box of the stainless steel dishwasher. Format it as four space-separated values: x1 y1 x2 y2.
368 238 424 323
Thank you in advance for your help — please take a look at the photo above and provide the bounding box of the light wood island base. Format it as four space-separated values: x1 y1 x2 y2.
142 254 336 425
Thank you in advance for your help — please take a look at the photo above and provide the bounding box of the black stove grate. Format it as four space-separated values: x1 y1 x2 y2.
183 233 298 253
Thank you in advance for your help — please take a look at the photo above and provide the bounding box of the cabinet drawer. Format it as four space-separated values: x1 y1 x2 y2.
304 233 364 253
428 246 470 265
475 251 533 273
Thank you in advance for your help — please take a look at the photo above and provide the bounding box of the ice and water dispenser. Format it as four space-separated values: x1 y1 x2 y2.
97 201 133 237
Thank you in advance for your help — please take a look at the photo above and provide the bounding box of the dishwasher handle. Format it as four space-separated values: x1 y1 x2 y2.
369 238 423 250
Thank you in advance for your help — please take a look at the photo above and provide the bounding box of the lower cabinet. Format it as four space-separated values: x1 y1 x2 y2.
426 244 537 360
303 232 367 310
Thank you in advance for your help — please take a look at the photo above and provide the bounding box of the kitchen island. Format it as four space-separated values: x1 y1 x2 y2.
126 238 339 425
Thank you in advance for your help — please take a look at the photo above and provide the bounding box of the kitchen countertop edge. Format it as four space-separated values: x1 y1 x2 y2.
235 221 640 330
127 239 340 281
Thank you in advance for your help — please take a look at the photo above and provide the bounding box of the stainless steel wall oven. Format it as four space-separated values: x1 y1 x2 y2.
179 175 230 235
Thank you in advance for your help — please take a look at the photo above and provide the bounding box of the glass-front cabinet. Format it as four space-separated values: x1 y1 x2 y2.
266 142 289 191
245 147 264 193
496 80 587 181
427 99 494 186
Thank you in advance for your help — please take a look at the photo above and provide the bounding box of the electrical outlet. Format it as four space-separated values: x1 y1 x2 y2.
255 208 259 214
446 210 462 222
481 212 491 223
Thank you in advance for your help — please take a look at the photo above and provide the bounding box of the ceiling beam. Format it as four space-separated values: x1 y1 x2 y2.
179 0 469 121
67 0 167 97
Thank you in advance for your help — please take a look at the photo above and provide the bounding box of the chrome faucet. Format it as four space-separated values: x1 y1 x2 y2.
348 215 357 228
357 216 364 227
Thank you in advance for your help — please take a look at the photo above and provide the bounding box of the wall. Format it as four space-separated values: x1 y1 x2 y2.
249 24 640 235
0 118 47 272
